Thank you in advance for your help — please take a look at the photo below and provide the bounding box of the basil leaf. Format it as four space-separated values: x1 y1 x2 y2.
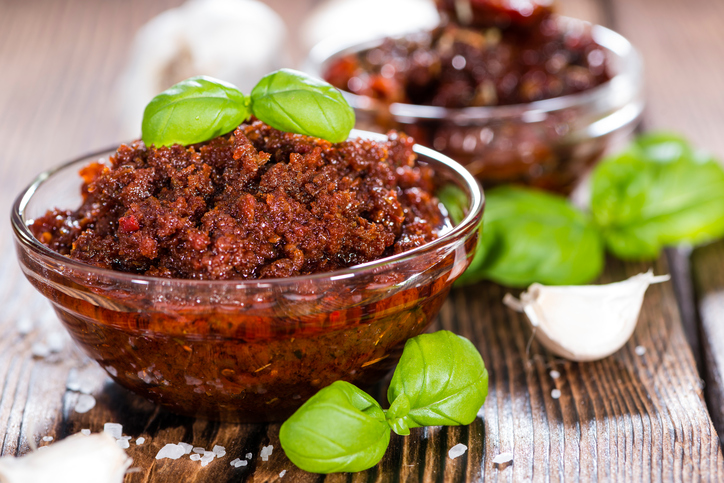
591 132 724 260
387 331 488 428
437 184 468 225
141 76 250 147
279 381 390 473
458 185 604 287
250 68 355 143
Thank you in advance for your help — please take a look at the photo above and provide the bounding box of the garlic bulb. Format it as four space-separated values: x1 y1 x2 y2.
503 271 670 361
301 0 440 53
0 433 131 483
116 0 290 139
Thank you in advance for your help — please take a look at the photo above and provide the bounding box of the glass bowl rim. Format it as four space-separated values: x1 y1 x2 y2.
305 18 643 122
11 130 484 288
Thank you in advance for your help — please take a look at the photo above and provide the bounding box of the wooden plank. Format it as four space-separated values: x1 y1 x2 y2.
0 0 722 481
692 241 724 446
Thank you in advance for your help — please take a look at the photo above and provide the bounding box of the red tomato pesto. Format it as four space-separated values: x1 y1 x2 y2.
31 121 446 279
24 122 472 422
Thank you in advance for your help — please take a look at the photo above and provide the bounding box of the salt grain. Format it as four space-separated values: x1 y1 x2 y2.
550 370 560 379
212 445 226 457
136 437 145 445
117 438 130 449
246 452 252 459
42 436 53 442
75 394 96 413
190 453 201 461
16 316 33 335
193 447 206 454
156 443 187 460
280 470 287 477
200 452 216 466
178 442 193 454
551 389 561 399
31 342 50 358
46 331 65 353
260 445 273 461
232 458 248 467
81 429 91 436
492 452 513 466
448 443 467 459
104 423 123 440
635 345 646 356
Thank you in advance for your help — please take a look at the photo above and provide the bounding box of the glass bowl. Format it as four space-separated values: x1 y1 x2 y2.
11 134 484 422
306 18 643 194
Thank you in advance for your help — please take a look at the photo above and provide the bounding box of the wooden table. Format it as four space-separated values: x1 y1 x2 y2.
2 0 724 481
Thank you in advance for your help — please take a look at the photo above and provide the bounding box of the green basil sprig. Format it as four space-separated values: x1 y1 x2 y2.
141 76 251 148
251 69 355 143
387 330 488 429
590 132 724 260
141 70 355 147
279 381 390 474
456 185 604 288
279 331 488 474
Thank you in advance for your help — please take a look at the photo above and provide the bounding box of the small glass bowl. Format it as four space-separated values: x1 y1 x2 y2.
307 18 643 193
11 135 483 422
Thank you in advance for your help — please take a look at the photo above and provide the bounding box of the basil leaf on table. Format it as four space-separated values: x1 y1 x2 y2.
387 330 488 428
279 381 390 474
141 76 250 147
591 132 724 260
251 68 355 143
457 186 604 287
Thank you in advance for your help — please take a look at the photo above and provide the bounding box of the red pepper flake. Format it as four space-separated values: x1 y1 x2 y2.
119 215 140 232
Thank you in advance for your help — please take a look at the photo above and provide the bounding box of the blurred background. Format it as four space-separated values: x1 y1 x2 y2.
1 0 723 252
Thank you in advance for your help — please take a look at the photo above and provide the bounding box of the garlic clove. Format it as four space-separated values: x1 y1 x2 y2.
301 0 440 54
503 270 670 362
116 0 290 140
0 433 131 483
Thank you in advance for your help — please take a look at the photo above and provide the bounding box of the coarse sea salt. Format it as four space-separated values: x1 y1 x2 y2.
550 370 560 379
103 423 123 440
190 453 201 461
193 447 206 454
260 445 273 461
200 452 216 467
246 452 252 459
212 445 226 457
136 437 145 445
42 436 53 442
551 389 561 399
280 470 287 477
178 442 193 454
75 394 96 413
635 345 646 356
448 443 467 459
156 443 186 460
81 429 91 436
231 458 248 467
492 452 513 465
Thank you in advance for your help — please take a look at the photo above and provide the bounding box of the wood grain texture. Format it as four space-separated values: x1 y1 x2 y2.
0 0 723 481
692 241 724 448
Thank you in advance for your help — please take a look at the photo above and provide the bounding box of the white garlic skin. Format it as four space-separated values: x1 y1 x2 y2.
0 433 131 483
116 0 290 140
302 0 440 54
505 271 670 362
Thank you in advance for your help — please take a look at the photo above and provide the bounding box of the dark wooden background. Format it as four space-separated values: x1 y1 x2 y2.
2 0 724 481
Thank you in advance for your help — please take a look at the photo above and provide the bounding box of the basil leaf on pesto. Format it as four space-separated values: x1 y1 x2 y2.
141 76 250 148
279 381 390 474
591 132 724 260
250 68 355 143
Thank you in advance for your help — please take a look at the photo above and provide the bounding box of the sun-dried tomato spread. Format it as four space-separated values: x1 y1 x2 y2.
324 1 610 107
31 121 445 279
